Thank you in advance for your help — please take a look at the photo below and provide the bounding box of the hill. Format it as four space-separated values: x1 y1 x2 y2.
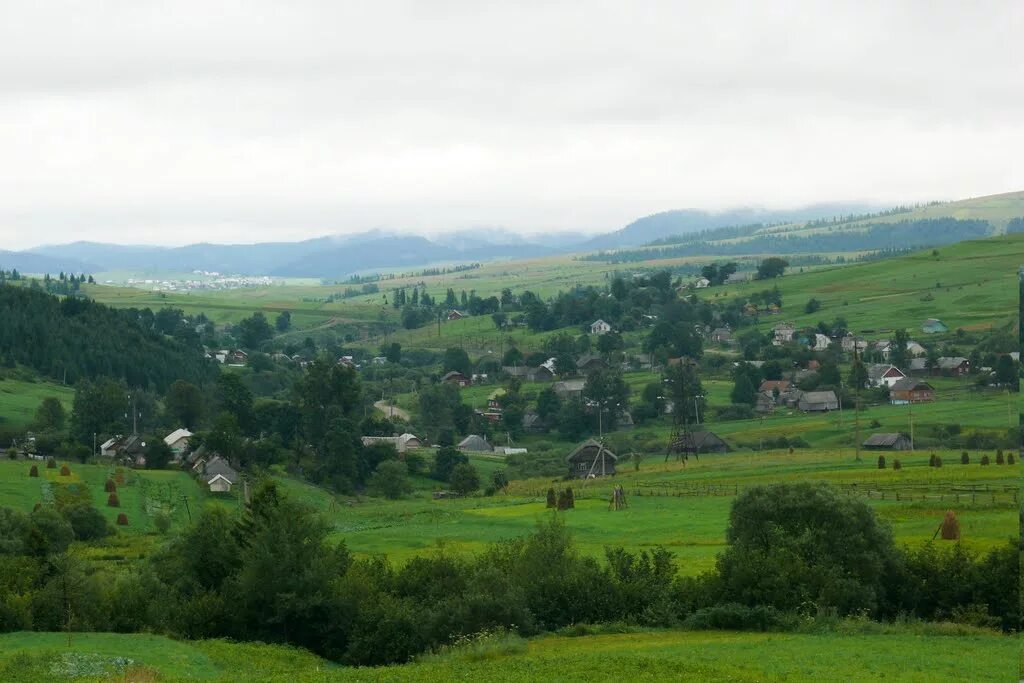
0 285 214 390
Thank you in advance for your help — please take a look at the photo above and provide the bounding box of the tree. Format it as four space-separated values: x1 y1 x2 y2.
247 352 273 373
442 347 472 376
491 469 509 494
596 332 622 355
536 387 562 426
730 373 757 406
995 355 1018 389
449 462 481 495
275 311 292 332
70 378 126 444
368 460 413 499
165 380 204 429
818 362 842 387
491 312 507 329
215 372 254 434
583 368 631 426
502 347 523 366
890 329 909 370
384 342 402 363
804 298 822 314
431 446 468 482
35 397 66 432
236 312 274 349
146 438 174 470
848 358 868 389
62 502 112 541
756 257 789 280
717 483 900 615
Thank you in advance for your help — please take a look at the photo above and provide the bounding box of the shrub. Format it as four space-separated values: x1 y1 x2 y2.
62 502 113 541
869 419 882 429
995 451 1005 465
116 513 129 525
980 455 990 466
59 464 70 476
154 513 171 534
369 460 414 499
46 458 56 469
876 455 886 469
960 452 969 465
449 463 481 496
29 465 38 477
104 479 117 493
404 451 427 475
683 604 794 631
107 493 120 507
892 459 902 470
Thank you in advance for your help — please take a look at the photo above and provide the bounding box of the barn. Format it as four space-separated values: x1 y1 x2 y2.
566 439 617 478
862 433 912 451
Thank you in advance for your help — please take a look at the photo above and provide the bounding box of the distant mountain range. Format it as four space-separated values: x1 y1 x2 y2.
4 195 1017 279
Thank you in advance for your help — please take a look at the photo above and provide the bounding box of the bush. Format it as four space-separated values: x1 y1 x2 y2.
449 463 481 496
154 513 171 534
404 451 427 475
116 513 128 525
61 502 112 541
980 455 990 466
369 460 414 499
876 455 885 469
107 493 120 507
28 465 38 477
960 452 969 465
892 459 902 470
683 604 794 631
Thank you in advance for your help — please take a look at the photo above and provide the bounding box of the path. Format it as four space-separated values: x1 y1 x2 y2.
374 400 410 421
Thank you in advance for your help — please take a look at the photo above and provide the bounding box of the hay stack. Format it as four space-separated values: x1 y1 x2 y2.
939 511 960 540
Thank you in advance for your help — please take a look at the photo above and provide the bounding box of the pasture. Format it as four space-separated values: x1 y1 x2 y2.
0 627 1016 682
0 377 73 431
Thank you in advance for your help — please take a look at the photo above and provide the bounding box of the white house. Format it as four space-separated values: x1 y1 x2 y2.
693 277 710 289
813 334 831 351
208 473 233 493
772 323 796 346
590 319 612 335
99 437 120 457
163 428 193 456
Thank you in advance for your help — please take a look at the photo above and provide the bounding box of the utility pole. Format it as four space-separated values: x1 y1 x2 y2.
909 400 915 451
853 348 862 462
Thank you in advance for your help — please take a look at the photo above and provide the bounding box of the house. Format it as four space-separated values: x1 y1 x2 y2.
756 393 776 413
863 433 912 451
840 334 869 353
458 434 491 452
272 352 293 363
889 378 935 404
337 355 356 368
361 433 424 453
590 319 612 335
371 356 389 365
867 364 907 389
922 318 948 334
441 371 471 387
100 435 145 460
553 379 586 398
724 272 748 285
502 365 529 379
163 428 193 456
99 437 121 457
906 341 927 357
759 380 791 395
937 356 970 376
202 455 239 484
228 349 248 365
525 365 555 382
772 323 796 345
670 430 729 454
208 473 234 493
798 390 839 412
566 439 617 478
447 310 466 321
576 354 606 374
812 334 831 351
710 327 732 344
693 277 711 289
522 411 544 433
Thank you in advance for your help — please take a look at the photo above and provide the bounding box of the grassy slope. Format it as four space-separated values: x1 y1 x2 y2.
0 629 1016 682
695 233 1024 336
0 378 74 431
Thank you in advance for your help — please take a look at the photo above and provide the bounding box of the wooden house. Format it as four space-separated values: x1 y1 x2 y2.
797 391 839 412
566 439 617 478
889 378 935 404
441 371 470 387
863 433 912 451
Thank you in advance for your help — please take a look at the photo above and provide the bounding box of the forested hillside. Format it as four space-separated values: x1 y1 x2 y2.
0 285 214 390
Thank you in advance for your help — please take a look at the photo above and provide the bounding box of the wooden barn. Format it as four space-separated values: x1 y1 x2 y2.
862 433 912 451
566 439 617 478
670 430 729 454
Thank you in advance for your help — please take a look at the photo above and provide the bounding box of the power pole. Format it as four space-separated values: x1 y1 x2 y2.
853 348 862 462
908 400 915 451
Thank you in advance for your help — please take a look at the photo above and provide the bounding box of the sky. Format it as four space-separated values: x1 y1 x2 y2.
1 1 1021 250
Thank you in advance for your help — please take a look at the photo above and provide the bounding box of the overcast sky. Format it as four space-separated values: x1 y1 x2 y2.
1 1 1021 249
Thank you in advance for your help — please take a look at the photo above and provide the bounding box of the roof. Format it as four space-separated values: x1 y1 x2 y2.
937 356 969 369
457 434 491 452
799 390 838 404
554 379 586 393
163 428 193 446
591 319 609 327
207 473 233 486
566 439 618 463
890 378 934 392
576 354 605 368
867 364 906 381
441 371 467 381
863 433 907 447
909 358 927 371
397 433 421 448
671 430 728 451
100 437 119 450
759 380 791 393
203 456 239 484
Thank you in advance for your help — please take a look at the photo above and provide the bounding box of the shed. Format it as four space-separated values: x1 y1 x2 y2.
566 439 617 478
863 433 912 450
208 473 234 493
797 391 839 412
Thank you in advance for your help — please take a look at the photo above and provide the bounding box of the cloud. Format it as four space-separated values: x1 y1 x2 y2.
0 1 1021 249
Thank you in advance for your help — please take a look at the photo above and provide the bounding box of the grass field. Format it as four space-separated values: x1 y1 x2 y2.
0 627 1016 682
0 377 73 431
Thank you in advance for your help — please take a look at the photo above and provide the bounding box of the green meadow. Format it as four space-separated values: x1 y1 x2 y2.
0 377 73 431
0 627 1016 682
